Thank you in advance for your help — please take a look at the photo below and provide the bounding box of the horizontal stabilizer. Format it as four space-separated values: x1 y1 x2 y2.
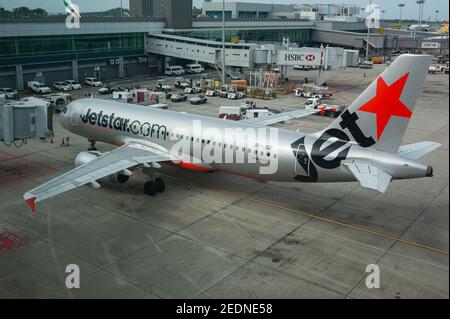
342 161 392 193
398 141 441 160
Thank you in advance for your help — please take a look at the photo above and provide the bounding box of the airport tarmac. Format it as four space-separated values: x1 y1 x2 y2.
0 65 448 299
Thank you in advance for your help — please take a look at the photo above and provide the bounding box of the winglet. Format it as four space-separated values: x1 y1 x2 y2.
24 195 37 214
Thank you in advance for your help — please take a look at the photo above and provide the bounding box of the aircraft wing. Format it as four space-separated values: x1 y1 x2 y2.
23 142 176 213
341 160 392 193
398 141 441 160
239 109 317 126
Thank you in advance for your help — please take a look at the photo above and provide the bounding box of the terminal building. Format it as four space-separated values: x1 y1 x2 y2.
202 2 362 21
0 0 441 90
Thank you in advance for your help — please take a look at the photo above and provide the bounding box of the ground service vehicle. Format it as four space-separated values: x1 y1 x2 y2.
0 88 18 99
165 65 185 76
156 80 172 92
170 94 188 102
190 95 208 105
206 89 219 97
42 93 72 111
227 92 245 99
185 64 205 74
98 86 117 95
174 78 190 89
27 81 51 94
305 97 342 118
184 87 202 94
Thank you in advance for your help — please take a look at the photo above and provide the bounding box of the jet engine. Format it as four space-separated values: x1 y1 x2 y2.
74 151 131 184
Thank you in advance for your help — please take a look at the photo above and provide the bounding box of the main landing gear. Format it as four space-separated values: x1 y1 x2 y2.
88 139 98 151
143 165 166 196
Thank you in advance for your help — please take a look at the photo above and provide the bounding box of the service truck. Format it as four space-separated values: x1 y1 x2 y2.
294 83 332 99
305 97 342 118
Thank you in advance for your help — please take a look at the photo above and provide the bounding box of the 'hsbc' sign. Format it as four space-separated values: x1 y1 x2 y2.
277 49 324 66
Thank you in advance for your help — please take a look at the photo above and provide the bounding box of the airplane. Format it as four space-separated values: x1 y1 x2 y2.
24 54 441 213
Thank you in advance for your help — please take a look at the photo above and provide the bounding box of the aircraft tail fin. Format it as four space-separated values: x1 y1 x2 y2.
325 54 432 153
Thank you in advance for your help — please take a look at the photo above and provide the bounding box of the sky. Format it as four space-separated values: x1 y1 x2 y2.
0 0 448 20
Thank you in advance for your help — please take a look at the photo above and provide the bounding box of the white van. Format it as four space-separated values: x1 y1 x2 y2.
185 64 205 74
165 65 185 76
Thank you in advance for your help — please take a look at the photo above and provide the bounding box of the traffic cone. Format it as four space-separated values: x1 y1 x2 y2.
61 138 65 146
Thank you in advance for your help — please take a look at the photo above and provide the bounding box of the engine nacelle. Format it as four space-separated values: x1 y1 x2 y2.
74 151 101 167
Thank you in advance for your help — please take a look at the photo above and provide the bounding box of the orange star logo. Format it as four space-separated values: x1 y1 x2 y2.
358 73 412 140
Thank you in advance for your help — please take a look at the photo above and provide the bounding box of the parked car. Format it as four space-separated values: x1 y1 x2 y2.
84 77 103 87
27 81 51 94
0 88 18 99
170 93 188 102
293 65 305 71
64 80 82 90
53 82 72 91
189 95 207 105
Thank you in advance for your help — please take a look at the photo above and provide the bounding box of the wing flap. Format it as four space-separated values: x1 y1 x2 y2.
342 161 392 193
24 142 176 210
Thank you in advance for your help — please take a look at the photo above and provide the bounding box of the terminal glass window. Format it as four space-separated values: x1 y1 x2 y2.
0 33 144 59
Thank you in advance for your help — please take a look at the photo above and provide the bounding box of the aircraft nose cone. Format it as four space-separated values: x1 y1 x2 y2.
426 165 434 177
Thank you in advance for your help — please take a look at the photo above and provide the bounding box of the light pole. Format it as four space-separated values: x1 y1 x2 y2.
417 0 425 31
365 0 372 62
222 0 226 86
435 10 439 28
398 3 405 28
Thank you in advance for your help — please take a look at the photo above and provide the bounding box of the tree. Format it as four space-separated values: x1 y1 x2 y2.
31 8 48 17
13 7 32 18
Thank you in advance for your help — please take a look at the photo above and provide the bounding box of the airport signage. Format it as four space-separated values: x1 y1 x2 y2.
276 49 324 66
422 42 440 49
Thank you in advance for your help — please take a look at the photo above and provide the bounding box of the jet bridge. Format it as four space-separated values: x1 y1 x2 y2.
147 33 256 68
146 33 359 71
0 96 54 147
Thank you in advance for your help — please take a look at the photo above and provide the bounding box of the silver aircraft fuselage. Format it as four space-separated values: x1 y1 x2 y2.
59 99 432 184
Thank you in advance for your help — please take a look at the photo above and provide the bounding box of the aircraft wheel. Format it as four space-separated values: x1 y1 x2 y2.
117 174 130 184
155 178 166 193
144 181 157 196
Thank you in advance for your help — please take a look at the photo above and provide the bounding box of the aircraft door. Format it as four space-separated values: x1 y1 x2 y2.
70 108 78 127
